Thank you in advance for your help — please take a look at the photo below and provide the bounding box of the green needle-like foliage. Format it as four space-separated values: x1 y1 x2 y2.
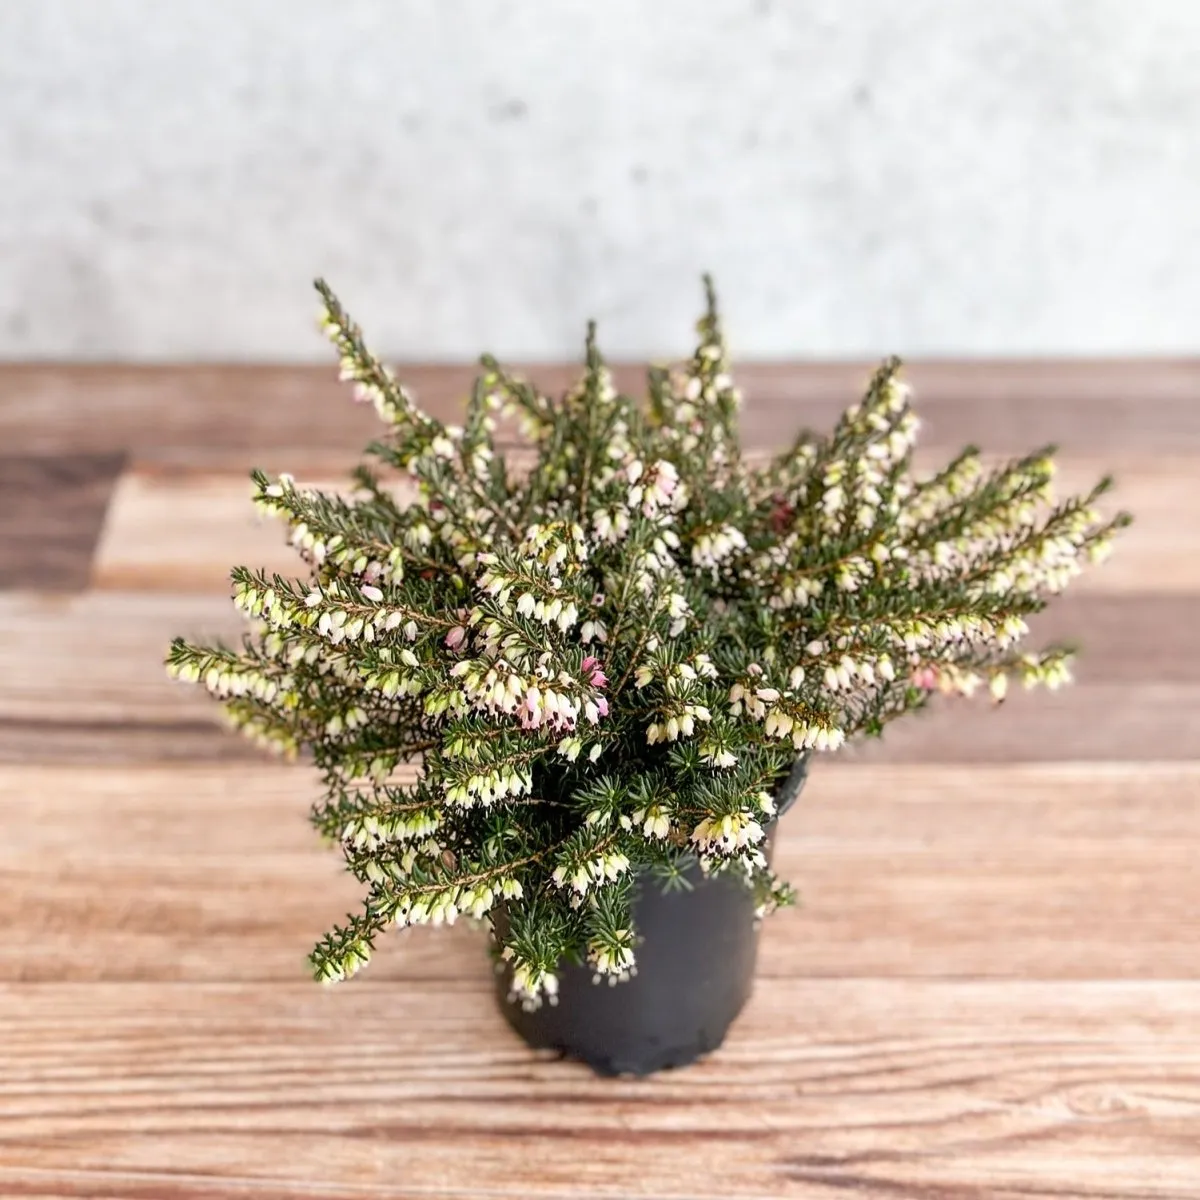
167 278 1131 1006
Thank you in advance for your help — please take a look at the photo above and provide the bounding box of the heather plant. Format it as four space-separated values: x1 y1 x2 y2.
167 279 1129 1006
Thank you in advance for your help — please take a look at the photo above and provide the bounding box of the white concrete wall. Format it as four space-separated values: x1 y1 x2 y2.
1 0 1198 361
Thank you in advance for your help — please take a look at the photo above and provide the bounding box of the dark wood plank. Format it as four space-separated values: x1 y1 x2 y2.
0 718 263 765
2 979 1198 1198
3 362 1197 468
738 358 1200 458
0 453 124 590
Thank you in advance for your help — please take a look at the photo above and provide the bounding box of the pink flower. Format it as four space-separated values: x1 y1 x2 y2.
911 665 939 691
445 626 467 651
581 655 608 689
596 697 609 717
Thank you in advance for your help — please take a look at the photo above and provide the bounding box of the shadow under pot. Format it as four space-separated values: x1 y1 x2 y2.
491 757 809 1076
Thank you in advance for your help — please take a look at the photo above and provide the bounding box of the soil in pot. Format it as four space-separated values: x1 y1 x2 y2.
492 757 809 1076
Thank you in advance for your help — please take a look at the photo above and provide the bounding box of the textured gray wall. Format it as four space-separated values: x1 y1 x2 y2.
1 1 1198 361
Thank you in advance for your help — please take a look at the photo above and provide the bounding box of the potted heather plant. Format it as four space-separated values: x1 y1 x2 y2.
168 279 1129 1075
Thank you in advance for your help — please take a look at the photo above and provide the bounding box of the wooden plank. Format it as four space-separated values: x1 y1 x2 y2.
1024 595 1200 684
92 471 415 593
91 469 300 593
0 718 264 765
91 454 1172 594
0 365 391 464
3 763 1197 984
0 453 124 590
2 979 1198 1198
0 593 241 725
737 358 1200 456
0 592 248 762
4 361 1199 464
4 360 1198 1198
840 681 1200 763
2 590 1197 764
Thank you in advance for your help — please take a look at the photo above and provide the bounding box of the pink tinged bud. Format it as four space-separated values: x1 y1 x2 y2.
595 697 609 718
581 656 598 673
445 626 467 650
911 666 939 691
589 669 608 688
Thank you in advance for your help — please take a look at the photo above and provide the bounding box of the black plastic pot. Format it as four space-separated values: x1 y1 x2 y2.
493 757 809 1075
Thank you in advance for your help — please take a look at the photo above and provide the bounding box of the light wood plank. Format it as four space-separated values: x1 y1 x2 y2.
92 472 413 593
2 979 1199 1198
3 591 1197 764
3 763 1197 983
840 681 1200 763
91 455 1173 594
0 593 241 725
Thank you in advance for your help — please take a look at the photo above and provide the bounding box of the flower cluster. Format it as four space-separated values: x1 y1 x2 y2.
168 277 1130 1007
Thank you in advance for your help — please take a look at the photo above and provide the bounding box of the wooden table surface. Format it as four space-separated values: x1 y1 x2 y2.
3 360 1199 1199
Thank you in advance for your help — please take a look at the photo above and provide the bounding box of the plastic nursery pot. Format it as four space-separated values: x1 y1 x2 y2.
492 757 809 1077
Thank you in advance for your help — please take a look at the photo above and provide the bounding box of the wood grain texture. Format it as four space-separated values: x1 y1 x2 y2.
92 471 415 592
0 718 265 764
4 362 1200 1197
3 980 1199 1199
4 360 1199 463
1 591 1197 764
91 454 1166 594
2 763 1198 985
0 453 124 589
0 592 261 762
